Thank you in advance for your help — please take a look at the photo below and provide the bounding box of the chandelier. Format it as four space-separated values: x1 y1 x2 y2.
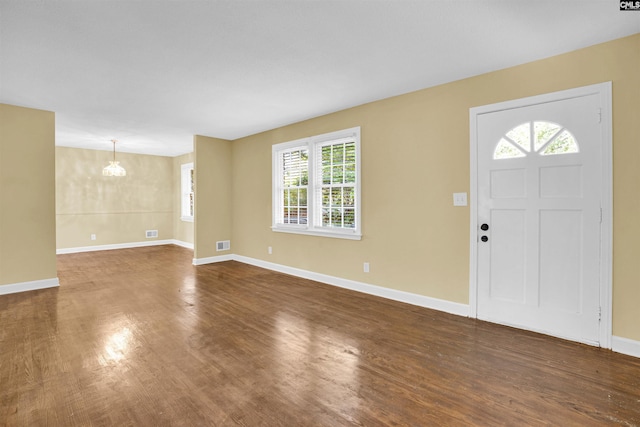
102 139 126 177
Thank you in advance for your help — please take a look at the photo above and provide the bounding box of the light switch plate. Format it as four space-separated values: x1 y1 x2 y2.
453 192 468 206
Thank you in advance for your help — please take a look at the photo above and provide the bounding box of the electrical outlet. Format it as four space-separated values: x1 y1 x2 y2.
90 234 96 241
268 246 272 254
364 262 370 273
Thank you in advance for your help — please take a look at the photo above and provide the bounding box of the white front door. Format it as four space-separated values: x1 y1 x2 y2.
473 87 609 345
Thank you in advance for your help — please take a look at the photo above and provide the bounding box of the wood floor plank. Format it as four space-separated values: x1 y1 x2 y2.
0 245 639 425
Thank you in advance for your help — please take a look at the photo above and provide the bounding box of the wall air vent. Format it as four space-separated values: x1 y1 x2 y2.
146 230 159 238
216 240 231 251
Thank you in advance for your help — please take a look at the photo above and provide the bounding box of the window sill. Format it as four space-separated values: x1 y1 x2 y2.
180 216 194 223
271 226 361 241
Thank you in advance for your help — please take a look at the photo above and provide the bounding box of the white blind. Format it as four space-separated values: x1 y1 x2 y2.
280 148 308 225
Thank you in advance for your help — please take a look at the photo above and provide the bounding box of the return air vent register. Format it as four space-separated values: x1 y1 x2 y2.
216 240 231 251
146 230 158 238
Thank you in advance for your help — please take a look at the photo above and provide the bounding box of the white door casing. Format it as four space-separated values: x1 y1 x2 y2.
469 83 612 348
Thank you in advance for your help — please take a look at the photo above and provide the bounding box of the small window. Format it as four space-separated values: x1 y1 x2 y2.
272 127 361 240
494 121 578 160
181 163 194 222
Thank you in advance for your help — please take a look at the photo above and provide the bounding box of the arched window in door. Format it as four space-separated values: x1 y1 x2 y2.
494 121 579 160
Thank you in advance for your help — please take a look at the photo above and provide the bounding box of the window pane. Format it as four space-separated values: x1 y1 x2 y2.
322 208 330 226
345 163 356 183
322 188 330 207
494 138 525 160
506 122 530 152
285 189 292 207
331 209 342 227
322 166 331 185
345 143 356 163
332 165 343 184
278 147 309 226
332 144 344 164
299 188 307 206
282 149 308 187
541 130 579 155
343 187 355 207
299 208 308 225
322 146 331 166
344 208 355 228
331 187 342 207
534 121 562 152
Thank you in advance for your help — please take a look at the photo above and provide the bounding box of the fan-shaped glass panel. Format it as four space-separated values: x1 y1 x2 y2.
540 130 579 156
494 138 526 159
506 123 531 152
534 121 562 152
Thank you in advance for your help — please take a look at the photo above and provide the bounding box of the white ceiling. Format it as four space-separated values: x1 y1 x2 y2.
1 1 638 157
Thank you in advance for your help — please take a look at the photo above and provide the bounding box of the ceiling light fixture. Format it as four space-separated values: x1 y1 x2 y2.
103 139 126 177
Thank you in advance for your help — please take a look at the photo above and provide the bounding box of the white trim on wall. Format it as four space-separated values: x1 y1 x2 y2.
0 277 59 296
194 254 469 317
195 253 640 359
612 336 640 359
171 240 194 250
192 254 234 265
56 239 193 254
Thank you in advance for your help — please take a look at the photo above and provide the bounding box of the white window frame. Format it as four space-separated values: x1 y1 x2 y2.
180 162 194 222
272 127 361 240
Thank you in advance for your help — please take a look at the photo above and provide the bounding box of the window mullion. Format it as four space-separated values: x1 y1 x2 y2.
306 144 313 229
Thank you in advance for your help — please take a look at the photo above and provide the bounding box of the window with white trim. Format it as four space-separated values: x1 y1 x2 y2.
272 127 361 240
180 162 194 222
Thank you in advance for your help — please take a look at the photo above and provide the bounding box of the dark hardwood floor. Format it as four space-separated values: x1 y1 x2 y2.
1 245 639 426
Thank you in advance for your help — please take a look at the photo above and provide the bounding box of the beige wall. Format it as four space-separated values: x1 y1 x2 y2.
173 152 194 245
56 147 173 249
230 34 640 341
194 135 232 260
3 34 638 342
0 104 57 285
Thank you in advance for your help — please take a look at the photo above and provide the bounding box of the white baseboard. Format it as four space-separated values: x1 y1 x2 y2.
191 254 640 359
57 239 192 254
0 277 59 296
195 254 469 317
612 336 640 358
192 254 234 265
236 255 469 317
170 239 194 250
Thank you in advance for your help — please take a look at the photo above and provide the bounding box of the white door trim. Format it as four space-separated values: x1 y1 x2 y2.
469 82 612 348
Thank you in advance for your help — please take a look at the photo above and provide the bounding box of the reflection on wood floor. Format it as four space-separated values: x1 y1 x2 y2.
1 245 639 425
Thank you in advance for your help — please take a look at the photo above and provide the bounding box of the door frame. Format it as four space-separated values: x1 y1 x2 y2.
468 82 613 348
